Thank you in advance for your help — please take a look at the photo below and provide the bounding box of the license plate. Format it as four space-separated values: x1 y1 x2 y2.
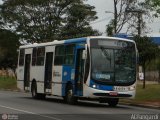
109 92 118 96
114 86 128 92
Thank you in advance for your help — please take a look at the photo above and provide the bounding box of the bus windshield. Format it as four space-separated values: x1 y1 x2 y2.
91 39 136 85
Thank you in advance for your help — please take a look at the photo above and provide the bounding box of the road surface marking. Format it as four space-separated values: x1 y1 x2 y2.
0 104 62 120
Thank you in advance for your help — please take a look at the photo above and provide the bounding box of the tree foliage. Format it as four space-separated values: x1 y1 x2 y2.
144 0 160 17
106 19 114 36
0 29 19 69
0 0 99 43
60 1 100 39
134 36 159 88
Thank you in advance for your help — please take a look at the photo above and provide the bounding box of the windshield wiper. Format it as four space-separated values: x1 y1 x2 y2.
100 47 111 61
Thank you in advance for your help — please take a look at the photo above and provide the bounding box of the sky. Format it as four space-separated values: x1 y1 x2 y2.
86 0 114 35
0 0 159 36
86 0 160 36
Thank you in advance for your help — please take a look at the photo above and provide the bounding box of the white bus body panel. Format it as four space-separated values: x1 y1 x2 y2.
52 66 63 96
30 66 45 93
17 66 24 90
45 46 54 52
25 48 32 54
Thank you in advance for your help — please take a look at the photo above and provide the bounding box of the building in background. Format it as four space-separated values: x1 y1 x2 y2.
114 33 160 46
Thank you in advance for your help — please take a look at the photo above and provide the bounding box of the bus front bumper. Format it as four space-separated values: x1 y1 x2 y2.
83 85 136 99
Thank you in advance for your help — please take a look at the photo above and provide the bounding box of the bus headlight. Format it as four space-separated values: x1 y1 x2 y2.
92 84 96 88
92 84 100 89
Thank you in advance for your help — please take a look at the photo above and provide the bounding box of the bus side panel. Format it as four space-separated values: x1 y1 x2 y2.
30 66 45 93
52 66 63 96
17 66 24 90
61 65 73 96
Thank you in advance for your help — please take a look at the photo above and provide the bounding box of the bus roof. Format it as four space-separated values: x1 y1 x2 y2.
19 36 134 49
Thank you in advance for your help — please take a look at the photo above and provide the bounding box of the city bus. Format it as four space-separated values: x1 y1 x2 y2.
17 36 138 106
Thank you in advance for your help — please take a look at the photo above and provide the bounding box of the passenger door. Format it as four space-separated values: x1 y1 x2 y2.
24 54 31 90
44 52 53 93
75 48 85 96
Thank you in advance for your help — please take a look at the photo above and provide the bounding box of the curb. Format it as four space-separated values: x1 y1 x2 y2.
0 89 20 92
120 102 160 110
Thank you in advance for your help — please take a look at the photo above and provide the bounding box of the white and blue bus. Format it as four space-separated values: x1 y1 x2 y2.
17 36 138 106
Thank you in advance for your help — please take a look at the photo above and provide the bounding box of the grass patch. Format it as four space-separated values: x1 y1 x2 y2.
0 76 17 90
135 84 160 101
121 84 160 104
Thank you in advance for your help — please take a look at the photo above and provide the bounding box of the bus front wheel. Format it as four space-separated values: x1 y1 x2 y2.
65 84 77 105
108 98 119 107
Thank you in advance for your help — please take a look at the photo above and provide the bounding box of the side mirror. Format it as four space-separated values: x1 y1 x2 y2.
82 50 87 60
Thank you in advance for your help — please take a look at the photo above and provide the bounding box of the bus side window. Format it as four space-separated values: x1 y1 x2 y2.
36 47 45 66
54 46 65 65
65 45 75 65
32 48 37 66
19 49 25 66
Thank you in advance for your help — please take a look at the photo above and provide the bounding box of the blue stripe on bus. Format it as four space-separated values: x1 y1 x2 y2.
64 38 87 44
90 80 113 91
62 65 73 96
98 84 113 91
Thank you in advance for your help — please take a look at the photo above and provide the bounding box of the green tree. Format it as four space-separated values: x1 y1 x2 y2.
0 29 19 70
106 19 114 36
157 59 160 84
140 1 160 84
144 0 160 17
0 0 99 43
106 0 151 36
61 2 100 39
134 36 159 88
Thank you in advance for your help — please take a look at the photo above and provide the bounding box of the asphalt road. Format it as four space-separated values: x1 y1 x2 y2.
0 91 159 120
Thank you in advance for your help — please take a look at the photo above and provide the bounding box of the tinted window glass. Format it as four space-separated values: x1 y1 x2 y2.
65 45 74 65
19 49 25 66
54 46 65 65
32 48 37 66
36 47 45 66
54 45 75 65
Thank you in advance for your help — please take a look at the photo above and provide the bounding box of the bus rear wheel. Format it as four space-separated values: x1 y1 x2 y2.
31 82 46 99
65 84 77 105
31 82 38 99
108 98 119 107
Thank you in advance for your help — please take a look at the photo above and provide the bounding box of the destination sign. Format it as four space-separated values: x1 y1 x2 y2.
90 39 134 48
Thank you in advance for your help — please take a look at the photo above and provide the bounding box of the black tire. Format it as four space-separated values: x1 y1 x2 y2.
99 98 108 103
31 82 38 99
38 93 46 99
31 82 46 99
108 98 119 107
65 84 77 105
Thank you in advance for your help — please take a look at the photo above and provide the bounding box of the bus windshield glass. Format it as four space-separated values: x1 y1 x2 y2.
90 39 136 85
